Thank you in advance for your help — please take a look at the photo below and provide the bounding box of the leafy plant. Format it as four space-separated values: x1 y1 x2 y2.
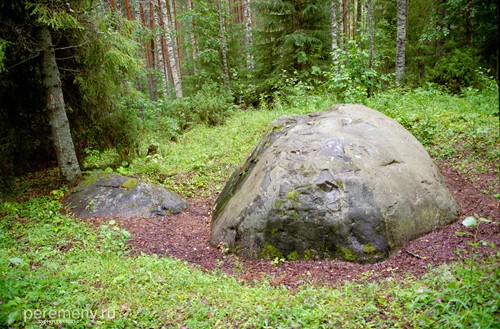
366 84 499 181
456 214 497 252
427 49 489 94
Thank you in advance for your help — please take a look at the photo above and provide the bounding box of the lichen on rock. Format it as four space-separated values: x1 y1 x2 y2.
210 105 460 263
65 172 187 219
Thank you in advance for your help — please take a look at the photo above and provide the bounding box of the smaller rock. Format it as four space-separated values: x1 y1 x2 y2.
65 172 187 219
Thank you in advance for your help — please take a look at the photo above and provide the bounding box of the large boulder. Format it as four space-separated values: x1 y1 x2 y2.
210 105 460 263
65 172 187 219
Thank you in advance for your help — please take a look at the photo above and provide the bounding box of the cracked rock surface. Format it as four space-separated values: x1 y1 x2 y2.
210 105 460 262
65 172 187 219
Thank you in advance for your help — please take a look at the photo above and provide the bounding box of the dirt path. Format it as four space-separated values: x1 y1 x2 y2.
92 161 499 288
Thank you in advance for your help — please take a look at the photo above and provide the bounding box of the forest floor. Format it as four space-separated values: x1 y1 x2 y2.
87 160 499 288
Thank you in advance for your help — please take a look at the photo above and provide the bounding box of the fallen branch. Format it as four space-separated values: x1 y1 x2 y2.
405 250 425 259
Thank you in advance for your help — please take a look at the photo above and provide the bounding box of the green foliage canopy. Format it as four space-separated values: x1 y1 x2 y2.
0 1 144 184
253 0 330 93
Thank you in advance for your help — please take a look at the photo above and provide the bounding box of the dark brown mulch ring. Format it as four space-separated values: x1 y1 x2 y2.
109 161 499 288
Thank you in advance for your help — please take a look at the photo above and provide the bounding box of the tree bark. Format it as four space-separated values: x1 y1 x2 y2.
330 0 339 73
161 0 183 98
242 0 254 71
156 0 171 97
395 0 407 85
167 0 182 78
108 0 117 12
124 0 134 20
39 26 82 185
337 0 343 52
149 0 158 100
188 0 199 75
367 0 374 69
342 0 348 49
355 0 362 40
139 1 156 100
218 0 231 93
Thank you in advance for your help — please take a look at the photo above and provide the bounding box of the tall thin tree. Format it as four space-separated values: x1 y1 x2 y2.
342 0 348 44
187 0 199 75
218 0 231 93
395 0 407 85
40 26 82 185
149 0 158 100
139 0 157 99
124 0 134 20
243 0 254 71
156 0 170 97
330 0 339 73
161 0 183 97
367 0 374 69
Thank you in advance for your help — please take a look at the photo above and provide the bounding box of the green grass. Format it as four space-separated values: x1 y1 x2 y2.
0 197 498 328
2 86 498 328
113 93 335 196
366 85 499 172
100 84 498 197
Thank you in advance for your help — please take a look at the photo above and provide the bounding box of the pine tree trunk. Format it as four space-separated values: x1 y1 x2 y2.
218 0 231 93
395 0 407 85
149 0 158 100
330 0 339 73
161 0 183 98
242 0 254 71
108 0 117 12
139 1 156 100
124 0 134 20
39 26 82 186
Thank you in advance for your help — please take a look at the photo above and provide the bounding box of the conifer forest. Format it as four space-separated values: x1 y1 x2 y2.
0 1 499 328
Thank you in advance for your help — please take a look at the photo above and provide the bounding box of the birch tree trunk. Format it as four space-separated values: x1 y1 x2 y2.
157 0 174 91
330 0 338 73
156 0 170 98
167 0 182 77
39 26 82 185
161 0 183 98
242 0 254 71
395 0 407 85
218 0 231 93
367 0 374 69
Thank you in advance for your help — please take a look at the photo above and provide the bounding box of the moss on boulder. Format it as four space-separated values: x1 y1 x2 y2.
65 172 187 219
210 105 460 263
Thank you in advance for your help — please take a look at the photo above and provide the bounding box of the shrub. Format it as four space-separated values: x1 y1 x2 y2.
321 41 391 103
170 82 234 129
427 48 489 94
